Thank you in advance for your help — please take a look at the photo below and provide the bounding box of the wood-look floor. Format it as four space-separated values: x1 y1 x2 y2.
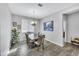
8 40 79 56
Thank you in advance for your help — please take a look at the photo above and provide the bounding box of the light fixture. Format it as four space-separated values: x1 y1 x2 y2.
31 3 43 26
31 8 36 26
38 3 43 7
31 4 37 26
31 21 37 26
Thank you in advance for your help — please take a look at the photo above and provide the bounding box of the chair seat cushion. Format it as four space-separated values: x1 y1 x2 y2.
34 42 40 47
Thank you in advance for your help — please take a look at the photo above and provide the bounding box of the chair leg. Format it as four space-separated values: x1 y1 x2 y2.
37 47 40 51
42 39 44 50
42 43 44 50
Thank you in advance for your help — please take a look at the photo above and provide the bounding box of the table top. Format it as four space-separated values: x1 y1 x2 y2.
25 32 45 40
29 33 38 40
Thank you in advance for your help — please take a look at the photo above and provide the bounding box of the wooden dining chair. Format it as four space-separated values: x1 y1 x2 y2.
25 33 45 51
25 33 31 45
34 35 45 51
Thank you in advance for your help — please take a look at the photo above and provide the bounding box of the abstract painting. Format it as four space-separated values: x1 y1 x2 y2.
13 22 17 27
44 21 54 31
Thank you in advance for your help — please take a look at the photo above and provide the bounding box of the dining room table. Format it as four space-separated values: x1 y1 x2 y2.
26 32 45 49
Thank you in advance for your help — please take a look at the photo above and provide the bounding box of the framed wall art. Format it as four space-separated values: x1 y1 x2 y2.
43 21 54 31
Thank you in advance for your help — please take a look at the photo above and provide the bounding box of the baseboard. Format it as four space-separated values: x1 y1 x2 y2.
66 41 71 43
45 39 64 47
7 48 18 56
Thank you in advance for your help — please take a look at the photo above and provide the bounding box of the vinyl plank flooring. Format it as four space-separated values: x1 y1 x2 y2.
8 40 79 56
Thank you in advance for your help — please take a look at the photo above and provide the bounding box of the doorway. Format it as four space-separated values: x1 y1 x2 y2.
62 14 68 44
63 11 79 45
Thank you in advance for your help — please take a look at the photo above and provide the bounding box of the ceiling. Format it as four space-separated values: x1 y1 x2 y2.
9 3 76 19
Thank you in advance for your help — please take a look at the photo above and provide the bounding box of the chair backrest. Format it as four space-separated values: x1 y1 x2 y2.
37 36 42 45
37 35 45 46
25 33 31 44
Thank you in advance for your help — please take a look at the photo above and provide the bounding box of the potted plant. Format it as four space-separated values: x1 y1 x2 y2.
10 28 19 49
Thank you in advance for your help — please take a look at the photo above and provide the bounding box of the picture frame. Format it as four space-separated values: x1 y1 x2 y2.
17 25 21 30
12 22 17 27
43 21 54 31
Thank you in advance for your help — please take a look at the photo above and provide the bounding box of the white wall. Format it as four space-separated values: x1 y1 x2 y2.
62 14 68 43
11 14 40 41
67 12 79 42
12 14 22 25
22 17 40 33
0 4 11 56
11 14 40 33
22 18 34 33
40 4 79 47
40 12 63 47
